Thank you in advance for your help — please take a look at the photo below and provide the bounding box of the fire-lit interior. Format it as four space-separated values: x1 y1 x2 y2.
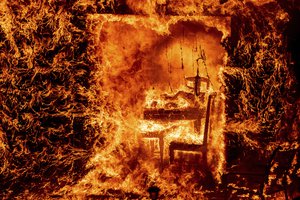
0 0 299 199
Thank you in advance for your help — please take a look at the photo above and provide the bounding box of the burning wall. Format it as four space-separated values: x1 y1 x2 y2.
0 0 299 199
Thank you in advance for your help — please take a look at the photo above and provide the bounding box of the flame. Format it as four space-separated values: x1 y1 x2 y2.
51 9 228 197
55 11 228 198
0 0 299 199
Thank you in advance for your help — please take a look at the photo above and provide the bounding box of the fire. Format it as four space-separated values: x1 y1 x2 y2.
59 13 227 198
0 0 299 199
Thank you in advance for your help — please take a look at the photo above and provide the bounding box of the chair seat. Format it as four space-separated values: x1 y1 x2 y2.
169 141 206 163
169 142 205 152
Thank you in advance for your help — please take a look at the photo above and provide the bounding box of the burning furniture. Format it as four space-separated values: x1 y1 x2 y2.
143 70 215 169
168 93 215 165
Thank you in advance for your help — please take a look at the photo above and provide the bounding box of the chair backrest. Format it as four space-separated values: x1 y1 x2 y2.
185 75 210 96
202 93 216 163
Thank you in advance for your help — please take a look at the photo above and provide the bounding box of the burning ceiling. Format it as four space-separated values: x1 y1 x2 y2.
0 0 299 199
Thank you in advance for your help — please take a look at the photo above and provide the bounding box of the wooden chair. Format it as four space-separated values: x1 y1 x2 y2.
142 72 214 169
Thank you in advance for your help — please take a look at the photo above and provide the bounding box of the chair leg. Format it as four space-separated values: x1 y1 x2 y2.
159 136 164 171
169 144 174 163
